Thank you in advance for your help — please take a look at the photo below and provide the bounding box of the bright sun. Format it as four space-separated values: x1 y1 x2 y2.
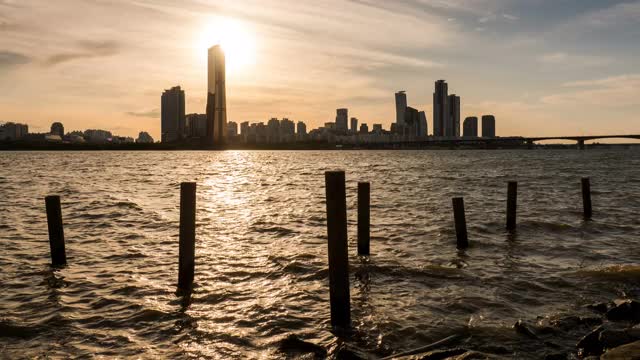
196 17 256 74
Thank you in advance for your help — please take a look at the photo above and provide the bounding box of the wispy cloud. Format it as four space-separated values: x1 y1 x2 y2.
44 40 121 66
0 50 30 68
537 52 612 67
126 108 160 118
542 74 640 106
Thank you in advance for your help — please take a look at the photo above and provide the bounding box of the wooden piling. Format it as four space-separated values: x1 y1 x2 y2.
452 197 469 249
325 171 351 329
582 178 592 220
178 182 196 293
357 182 370 256
45 195 67 266
506 181 518 231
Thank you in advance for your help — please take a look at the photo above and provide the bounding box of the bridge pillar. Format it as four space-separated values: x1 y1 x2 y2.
578 139 585 150
526 140 534 150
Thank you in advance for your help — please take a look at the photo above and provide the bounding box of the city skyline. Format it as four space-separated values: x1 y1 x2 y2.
1 1 640 139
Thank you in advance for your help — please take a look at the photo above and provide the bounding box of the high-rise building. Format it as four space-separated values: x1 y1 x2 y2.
335 108 348 131
482 115 496 138
447 94 460 138
267 118 280 143
359 123 369 134
185 113 207 138
418 111 428 136
206 45 227 145
296 121 307 135
161 86 185 143
433 80 448 137
227 121 238 138
463 117 478 137
240 121 250 136
350 117 358 133
372 124 383 134
50 122 64 137
403 106 420 136
395 91 407 126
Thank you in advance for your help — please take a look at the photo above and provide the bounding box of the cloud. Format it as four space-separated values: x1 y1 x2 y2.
0 50 30 68
44 40 121 66
542 74 640 106
126 109 160 118
537 52 612 67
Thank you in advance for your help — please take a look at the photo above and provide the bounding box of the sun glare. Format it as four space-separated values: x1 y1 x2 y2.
197 18 256 74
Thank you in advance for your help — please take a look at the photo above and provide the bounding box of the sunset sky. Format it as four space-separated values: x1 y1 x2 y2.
1 0 639 139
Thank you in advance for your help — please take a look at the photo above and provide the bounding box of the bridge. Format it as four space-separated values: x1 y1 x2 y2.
525 135 640 149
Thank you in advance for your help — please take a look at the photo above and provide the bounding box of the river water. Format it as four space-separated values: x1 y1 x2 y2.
1 150 639 358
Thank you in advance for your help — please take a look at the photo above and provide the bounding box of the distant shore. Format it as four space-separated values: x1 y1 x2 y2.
1 141 639 151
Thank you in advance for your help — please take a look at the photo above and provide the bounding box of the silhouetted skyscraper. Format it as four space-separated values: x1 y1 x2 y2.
297 121 307 135
350 117 358 133
335 108 348 131
418 111 428 136
161 86 185 143
359 123 369 134
433 80 448 137
206 45 227 145
395 91 407 126
482 115 496 138
463 117 478 137
448 94 460 138
227 121 238 138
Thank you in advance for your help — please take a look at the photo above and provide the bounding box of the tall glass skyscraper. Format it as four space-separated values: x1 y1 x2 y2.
206 45 227 145
161 86 185 143
448 94 460 138
395 91 407 126
433 80 448 137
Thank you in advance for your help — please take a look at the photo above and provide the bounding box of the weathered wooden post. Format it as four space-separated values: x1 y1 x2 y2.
357 182 370 256
178 182 196 293
45 195 67 266
325 171 350 329
452 197 469 249
582 178 592 220
506 181 518 231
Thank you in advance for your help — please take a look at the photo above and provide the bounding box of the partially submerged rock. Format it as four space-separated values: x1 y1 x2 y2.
277 334 327 359
577 326 604 357
606 300 640 324
600 340 640 359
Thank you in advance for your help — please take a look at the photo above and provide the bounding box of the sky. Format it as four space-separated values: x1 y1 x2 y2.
1 0 640 140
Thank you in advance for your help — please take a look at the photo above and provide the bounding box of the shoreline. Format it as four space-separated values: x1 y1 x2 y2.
1 142 639 151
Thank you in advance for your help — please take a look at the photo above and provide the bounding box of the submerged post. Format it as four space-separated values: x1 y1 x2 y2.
325 171 351 330
357 182 370 256
45 195 67 266
452 197 469 249
178 182 196 293
506 181 518 231
582 178 592 220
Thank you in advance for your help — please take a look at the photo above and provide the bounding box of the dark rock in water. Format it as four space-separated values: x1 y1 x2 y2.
586 302 610 314
577 326 604 357
277 334 327 359
606 300 640 324
599 329 639 350
513 320 538 339
600 340 640 359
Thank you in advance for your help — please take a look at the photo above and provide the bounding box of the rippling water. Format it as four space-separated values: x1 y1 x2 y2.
1 150 640 358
